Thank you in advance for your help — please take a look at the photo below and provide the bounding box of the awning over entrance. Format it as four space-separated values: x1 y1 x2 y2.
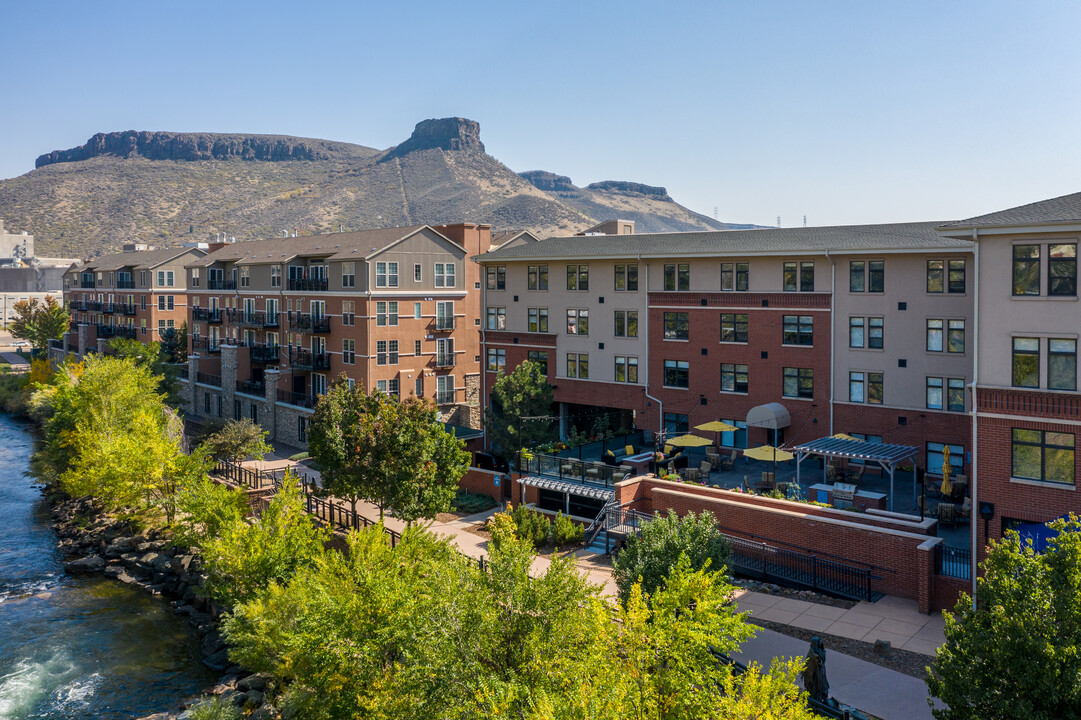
517 475 616 502
746 402 791 430
792 436 919 512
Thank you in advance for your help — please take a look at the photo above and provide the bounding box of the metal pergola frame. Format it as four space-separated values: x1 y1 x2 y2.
793 437 919 512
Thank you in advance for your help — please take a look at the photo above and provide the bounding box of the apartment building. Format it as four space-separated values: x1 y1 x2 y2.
477 222 976 477
182 223 489 446
939 192 1081 559
60 247 205 355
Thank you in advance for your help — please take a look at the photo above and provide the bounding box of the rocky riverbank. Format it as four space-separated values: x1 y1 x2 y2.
52 494 279 719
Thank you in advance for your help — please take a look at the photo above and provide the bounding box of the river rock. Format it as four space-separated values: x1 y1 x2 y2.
105 537 137 557
65 555 105 574
103 564 125 579
238 673 268 691
202 648 230 671
202 629 226 656
245 689 264 704
249 705 278 720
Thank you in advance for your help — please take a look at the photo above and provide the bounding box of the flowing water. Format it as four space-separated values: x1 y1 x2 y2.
0 414 215 719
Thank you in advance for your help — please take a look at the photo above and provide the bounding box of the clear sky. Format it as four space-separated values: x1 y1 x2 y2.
3 0 1080 227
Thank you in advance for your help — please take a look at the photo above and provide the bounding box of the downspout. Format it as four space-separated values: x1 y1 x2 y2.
639 254 664 433
825 249 836 434
968 231 980 607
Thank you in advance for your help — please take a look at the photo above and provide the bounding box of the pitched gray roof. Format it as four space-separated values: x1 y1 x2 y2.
478 221 970 262
941 191 1081 230
82 247 205 272
188 225 430 267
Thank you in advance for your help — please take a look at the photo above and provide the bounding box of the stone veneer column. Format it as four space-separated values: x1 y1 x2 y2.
220 344 238 420
186 354 199 415
96 338 107 355
263 369 280 442
76 324 88 357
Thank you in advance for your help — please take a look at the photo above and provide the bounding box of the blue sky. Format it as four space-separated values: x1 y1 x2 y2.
3 0 1080 227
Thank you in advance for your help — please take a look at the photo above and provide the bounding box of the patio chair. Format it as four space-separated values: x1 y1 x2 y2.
706 450 721 467
719 453 736 471
958 496 972 522
937 502 958 528
826 465 843 483
755 472 776 493
684 468 701 482
699 460 712 477
845 464 866 484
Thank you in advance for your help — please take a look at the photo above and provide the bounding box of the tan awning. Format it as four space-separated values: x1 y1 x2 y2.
746 402 791 430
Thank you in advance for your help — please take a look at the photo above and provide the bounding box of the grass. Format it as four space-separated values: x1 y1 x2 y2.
450 490 498 515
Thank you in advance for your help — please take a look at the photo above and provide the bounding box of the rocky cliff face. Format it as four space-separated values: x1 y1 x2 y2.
34 131 370 168
518 170 577 192
585 180 671 199
381 117 484 161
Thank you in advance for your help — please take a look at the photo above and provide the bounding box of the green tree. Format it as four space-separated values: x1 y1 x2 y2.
613 511 731 605
198 418 271 463
173 471 249 549
108 337 181 405
308 378 469 523
484 359 555 464
927 516 1081 720
8 295 69 350
159 321 187 362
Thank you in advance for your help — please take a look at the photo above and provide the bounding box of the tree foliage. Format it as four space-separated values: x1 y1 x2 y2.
159 321 188 363
198 418 271 463
484 360 555 463
308 378 469 523
8 294 69 350
927 516 1081 720
613 511 731 605
107 337 181 405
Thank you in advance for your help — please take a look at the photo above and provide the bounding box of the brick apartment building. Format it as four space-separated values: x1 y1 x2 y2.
938 193 1081 563
477 221 975 479
60 247 206 355
180 223 491 447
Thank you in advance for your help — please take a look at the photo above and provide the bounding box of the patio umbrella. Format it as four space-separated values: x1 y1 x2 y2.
666 433 713 448
940 446 953 497
743 444 795 481
695 420 740 447
831 433 862 441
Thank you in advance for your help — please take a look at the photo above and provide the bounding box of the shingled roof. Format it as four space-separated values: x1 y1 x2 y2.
478 221 969 262
940 191 1081 230
79 247 205 272
187 225 432 267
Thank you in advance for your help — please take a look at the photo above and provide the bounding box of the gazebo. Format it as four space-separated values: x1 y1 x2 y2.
792 436 919 512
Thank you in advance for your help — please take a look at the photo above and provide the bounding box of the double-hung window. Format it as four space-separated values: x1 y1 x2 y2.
376 261 398 288
527 265 548 290
1049 339 1078 390
486 265 506 290
239 266 250 287
614 310 638 338
927 319 963 353
527 351 548 375
487 348 506 372
1012 337 1040 387
614 264 638 291
663 312 689 340
566 353 589 379
663 360 689 388
720 262 749 291
342 262 356 288
783 367 813 398
663 263 690 291
342 339 355 364
566 265 589 291
850 372 883 404
271 265 282 287
851 261 885 292
784 262 815 292
341 300 354 326
1012 429 1075 485
376 301 398 326
720 313 748 343
434 263 455 287
721 363 748 393
527 307 548 333
782 315 813 345
1050 244 1078 296
566 309 588 335
486 306 506 330
1013 245 1041 295
927 259 967 294
615 356 639 383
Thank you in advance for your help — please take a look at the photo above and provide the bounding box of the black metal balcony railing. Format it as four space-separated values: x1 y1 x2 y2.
435 389 456 405
289 348 330 371
237 379 265 396
287 277 328 292
435 316 455 331
96 324 116 338
208 309 223 324
116 280 136 289
86 301 103 311
277 389 315 409
193 307 223 323
102 303 116 314
435 353 456 368
250 344 281 363
289 313 331 333
120 303 137 315
116 326 138 340
207 279 236 290
196 372 222 387
74 301 88 311
240 311 264 327
197 337 221 354
263 312 279 328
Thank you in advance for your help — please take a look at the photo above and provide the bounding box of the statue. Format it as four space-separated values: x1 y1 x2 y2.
803 636 830 703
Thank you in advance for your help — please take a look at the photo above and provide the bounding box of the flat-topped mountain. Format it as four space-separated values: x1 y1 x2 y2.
1 118 750 257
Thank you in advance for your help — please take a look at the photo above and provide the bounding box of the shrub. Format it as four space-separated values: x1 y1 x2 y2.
186 696 242 720
451 489 499 514
288 451 310 461
510 504 551 547
551 512 584 547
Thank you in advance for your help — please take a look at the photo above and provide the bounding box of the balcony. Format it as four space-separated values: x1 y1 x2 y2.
74 301 88 311
96 324 116 338
435 352 456 368
263 312 279 329
102 303 116 314
434 316 455 331
237 379 265 396
287 277 328 292
289 313 331 333
120 303 137 316
277 389 315 409
250 343 281 364
81 280 96 289
116 326 138 340
192 307 223 324
207 309 223 324
196 372 222 387
289 348 330 371
207 279 236 291
435 389 456 405
197 337 221 354
86 301 103 311
117 280 136 289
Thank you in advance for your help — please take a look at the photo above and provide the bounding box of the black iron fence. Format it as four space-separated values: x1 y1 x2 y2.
936 544 971 580
237 379 265 395
211 459 292 490
196 372 222 387
288 277 328 292
277 388 315 408
723 533 876 601
289 313 331 333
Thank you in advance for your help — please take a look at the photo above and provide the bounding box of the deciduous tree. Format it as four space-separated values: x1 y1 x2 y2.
198 418 271 464
484 359 555 464
8 295 69 350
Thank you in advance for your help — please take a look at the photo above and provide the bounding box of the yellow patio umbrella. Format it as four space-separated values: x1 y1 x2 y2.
695 420 740 447
743 444 794 480
940 445 953 497
666 433 713 448
831 433 862 441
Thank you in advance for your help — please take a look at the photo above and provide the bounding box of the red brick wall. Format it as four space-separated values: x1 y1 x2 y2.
458 467 504 504
932 575 970 612
833 404 971 471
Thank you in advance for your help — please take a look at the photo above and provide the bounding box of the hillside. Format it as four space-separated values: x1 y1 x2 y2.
0 119 748 258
